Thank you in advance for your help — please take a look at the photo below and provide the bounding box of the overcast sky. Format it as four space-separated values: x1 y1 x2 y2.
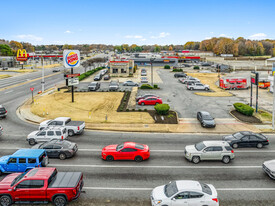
1 0 275 45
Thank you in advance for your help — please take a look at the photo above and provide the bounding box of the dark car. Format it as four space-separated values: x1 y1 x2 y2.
104 74 111 80
223 131 269 149
197 111 216 128
174 73 187 78
52 68 60 72
32 140 78 160
136 94 158 102
94 74 102 81
201 63 211 66
0 105 7 118
88 82 100 91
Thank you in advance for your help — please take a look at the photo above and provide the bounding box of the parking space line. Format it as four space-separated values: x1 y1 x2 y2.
4 90 13 94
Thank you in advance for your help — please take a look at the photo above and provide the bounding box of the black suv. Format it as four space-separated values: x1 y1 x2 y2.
174 73 187 78
0 105 7 118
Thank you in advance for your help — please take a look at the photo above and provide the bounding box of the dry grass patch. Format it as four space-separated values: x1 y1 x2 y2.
31 92 154 124
0 69 37 73
0 74 11 79
36 64 61 69
187 72 232 97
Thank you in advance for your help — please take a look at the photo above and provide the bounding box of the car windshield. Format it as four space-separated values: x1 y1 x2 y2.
195 142 206 151
203 115 213 120
116 143 124 151
164 181 178 197
90 83 97 86
233 132 244 139
110 82 118 85
11 172 28 186
200 182 212 195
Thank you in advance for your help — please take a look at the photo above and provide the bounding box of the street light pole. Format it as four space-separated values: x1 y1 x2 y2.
41 56 45 92
150 57 155 87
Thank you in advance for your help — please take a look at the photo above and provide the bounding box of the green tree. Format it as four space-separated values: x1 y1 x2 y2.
0 44 13 56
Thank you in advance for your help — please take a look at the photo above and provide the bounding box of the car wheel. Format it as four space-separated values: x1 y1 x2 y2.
155 102 159 105
222 156 231 164
0 195 12 206
28 138 36 145
205 87 209 91
192 156 200 164
135 156 143 162
53 195 67 206
232 143 238 149
41 156 48 167
106 155 114 161
68 130 74 137
141 102 145 106
59 153 67 160
190 87 194 90
256 143 263 149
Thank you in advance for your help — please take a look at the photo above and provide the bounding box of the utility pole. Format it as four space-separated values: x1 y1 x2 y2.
71 67 74 103
41 56 45 92
273 73 275 129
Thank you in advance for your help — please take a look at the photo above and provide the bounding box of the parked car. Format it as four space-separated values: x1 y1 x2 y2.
109 80 119 91
140 77 148 83
183 64 191 67
39 117 85 136
0 125 2 137
0 149 48 175
2 67 8 70
0 105 7 118
123 80 139 86
141 68 146 72
27 126 68 145
138 97 162 106
174 73 187 78
184 141 234 164
141 71 147 76
88 82 100 91
32 140 78 160
151 180 219 206
104 74 111 80
197 111 216 128
0 167 83 206
263 160 275 179
201 62 212 66
223 131 269 149
52 68 60 72
102 142 150 162
179 77 200 84
94 74 102 81
100 69 108 76
136 94 158 102
187 83 210 90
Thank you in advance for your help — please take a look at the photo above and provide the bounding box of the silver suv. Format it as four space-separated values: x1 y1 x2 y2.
184 141 235 164
187 83 210 90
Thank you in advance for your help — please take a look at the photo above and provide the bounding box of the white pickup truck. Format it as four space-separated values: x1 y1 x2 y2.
39 117 85 136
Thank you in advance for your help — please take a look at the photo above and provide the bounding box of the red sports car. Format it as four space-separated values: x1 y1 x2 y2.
138 97 162 105
102 142 150 162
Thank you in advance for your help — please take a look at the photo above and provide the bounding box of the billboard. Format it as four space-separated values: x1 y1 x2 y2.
63 50 80 68
16 49 28 61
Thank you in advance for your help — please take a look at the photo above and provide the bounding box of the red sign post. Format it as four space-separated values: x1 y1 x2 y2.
66 73 80 78
30 87 34 103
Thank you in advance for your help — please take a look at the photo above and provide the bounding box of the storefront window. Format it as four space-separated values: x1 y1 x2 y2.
121 68 127 73
113 68 118 73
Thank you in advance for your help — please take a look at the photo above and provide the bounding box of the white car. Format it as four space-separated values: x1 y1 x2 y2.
151 180 219 206
0 125 3 137
27 126 68 145
187 83 210 91
263 160 275 179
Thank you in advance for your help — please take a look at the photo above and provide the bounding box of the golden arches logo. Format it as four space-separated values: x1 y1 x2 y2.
16 49 28 61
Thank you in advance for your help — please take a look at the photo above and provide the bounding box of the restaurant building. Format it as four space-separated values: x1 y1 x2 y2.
108 60 135 77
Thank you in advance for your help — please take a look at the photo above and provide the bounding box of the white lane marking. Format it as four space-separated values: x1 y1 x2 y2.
30 83 36 86
49 164 261 169
4 90 13 94
82 187 275 191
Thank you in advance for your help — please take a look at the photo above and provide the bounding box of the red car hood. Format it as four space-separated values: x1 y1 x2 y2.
102 144 118 152
0 173 20 190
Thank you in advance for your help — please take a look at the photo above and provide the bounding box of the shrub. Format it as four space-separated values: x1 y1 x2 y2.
132 109 135 111
126 109 129 112
78 67 104 81
193 66 200 70
138 109 142 111
233 103 254 116
144 109 148 112
172 68 183 72
164 65 170 69
153 84 158 89
140 84 153 89
154 104 170 115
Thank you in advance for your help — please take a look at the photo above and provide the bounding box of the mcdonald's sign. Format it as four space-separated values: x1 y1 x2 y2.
16 49 28 61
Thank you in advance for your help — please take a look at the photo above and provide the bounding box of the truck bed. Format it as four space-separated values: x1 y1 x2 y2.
66 121 85 127
48 172 82 188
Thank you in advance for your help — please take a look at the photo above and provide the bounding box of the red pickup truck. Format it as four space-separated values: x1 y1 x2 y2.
0 167 83 206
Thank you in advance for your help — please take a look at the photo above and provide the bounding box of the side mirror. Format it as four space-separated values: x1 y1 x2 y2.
203 150 206 153
172 198 176 201
13 187 17 191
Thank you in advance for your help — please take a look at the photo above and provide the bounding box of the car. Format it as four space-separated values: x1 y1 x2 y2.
32 140 78 160
0 149 48 175
141 71 147 76
138 97 162 106
197 111 216 128
0 125 2 137
174 73 187 78
0 105 7 118
179 78 200 84
0 167 83 206
263 160 275 179
104 74 111 80
94 74 102 81
140 77 148 83
184 141 234 164
201 62 212 66
136 94 158 102
223 131 269 149
102 142 150 162
109 80 119 91
141 68 146 72
39 117 85 136
183 64 191 67
27 126 68 145
100 69 108 75
88 82 100 91
187 83 210 90
52 68 60 72
123 80 139 86
151 180 219 206
2 67 8 70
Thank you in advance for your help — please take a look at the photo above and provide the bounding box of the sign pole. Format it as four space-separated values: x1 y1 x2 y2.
273 74 275 129
32 90 34 103
250 76 253 107
71 67 74 103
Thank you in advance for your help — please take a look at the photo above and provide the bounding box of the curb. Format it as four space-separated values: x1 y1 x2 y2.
229 109 263 125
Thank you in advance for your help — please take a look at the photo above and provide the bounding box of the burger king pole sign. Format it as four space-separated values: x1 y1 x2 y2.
63 50 81 103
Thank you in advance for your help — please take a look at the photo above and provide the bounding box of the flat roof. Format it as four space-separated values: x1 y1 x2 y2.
11 149 45 158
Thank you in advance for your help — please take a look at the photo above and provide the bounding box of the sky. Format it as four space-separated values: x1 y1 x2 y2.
1 0 275 45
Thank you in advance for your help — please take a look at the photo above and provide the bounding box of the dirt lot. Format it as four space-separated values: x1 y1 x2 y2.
31 92 154 124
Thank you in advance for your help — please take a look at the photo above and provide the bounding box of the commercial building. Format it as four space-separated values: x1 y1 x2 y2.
131 57 178 66
0 57 15 68
108 60 135 77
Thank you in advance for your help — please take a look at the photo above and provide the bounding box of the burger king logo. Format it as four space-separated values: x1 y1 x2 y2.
66 51 79 67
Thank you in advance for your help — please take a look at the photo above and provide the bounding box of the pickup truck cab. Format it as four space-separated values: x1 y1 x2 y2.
27 127 68 146
187 83 210 91
0 149 48 175
0 167 83 206
39 117 85 137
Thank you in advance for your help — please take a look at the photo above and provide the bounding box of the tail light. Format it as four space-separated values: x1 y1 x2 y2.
267 139 269 142
73 189 77 195
78 126 80 131
5 110 7 113
61 136 64 139
212 198 218 202
231 150 234 153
